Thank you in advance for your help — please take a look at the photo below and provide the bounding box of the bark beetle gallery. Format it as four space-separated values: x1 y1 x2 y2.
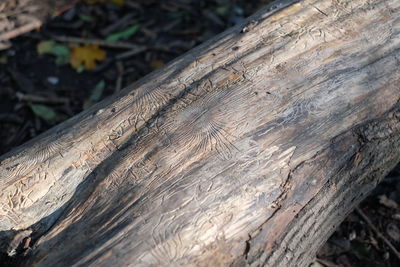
0 0 400 266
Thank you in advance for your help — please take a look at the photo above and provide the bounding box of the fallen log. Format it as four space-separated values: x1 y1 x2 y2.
1 0 400 265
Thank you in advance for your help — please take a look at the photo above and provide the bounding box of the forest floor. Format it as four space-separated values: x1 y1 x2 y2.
0 1 399 266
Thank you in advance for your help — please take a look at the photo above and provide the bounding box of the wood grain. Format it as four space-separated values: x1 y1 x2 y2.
0 0 399 265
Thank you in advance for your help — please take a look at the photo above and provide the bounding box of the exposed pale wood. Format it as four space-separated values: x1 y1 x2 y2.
1 0 400 266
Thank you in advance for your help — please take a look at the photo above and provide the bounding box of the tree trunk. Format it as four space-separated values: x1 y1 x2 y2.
1 0 400 266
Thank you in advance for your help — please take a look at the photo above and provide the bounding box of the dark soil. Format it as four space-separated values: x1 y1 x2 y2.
0 1 399 266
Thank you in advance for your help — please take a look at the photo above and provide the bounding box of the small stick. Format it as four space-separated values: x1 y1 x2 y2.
51 35 143 49
100 13 135 36
115 61 124 93
0 19 41 41
115 47 147 60
92 47 147 73
356 207 400 260
16 92 69 104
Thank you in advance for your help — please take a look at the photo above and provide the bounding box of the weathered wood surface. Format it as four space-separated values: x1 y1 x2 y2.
1 0 400 265
0 0 74 49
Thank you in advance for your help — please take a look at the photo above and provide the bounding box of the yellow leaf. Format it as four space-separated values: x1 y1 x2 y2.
70 44 106 70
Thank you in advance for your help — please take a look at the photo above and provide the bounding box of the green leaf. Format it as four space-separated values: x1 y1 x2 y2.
37 40 70 65
83 80 105 109
29 104 58 121
37 40 55 54
90 80 105 102
106 24 140 43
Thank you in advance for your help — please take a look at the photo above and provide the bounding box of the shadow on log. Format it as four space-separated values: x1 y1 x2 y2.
0 0 400 266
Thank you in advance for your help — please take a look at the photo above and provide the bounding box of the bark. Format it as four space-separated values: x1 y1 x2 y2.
0 0 400 266
0 0 75 49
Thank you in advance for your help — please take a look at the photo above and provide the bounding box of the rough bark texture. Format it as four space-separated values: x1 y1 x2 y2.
0 0 399 266
0 0 75 49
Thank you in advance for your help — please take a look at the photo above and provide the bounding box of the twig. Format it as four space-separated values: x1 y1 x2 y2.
100 13 136 36
48 20 83 30
92 47 147 73
115 47 147 60
115 61 124 93
16 92 69 104
356 207 400 260
0 19 41 41
51 35 142 49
